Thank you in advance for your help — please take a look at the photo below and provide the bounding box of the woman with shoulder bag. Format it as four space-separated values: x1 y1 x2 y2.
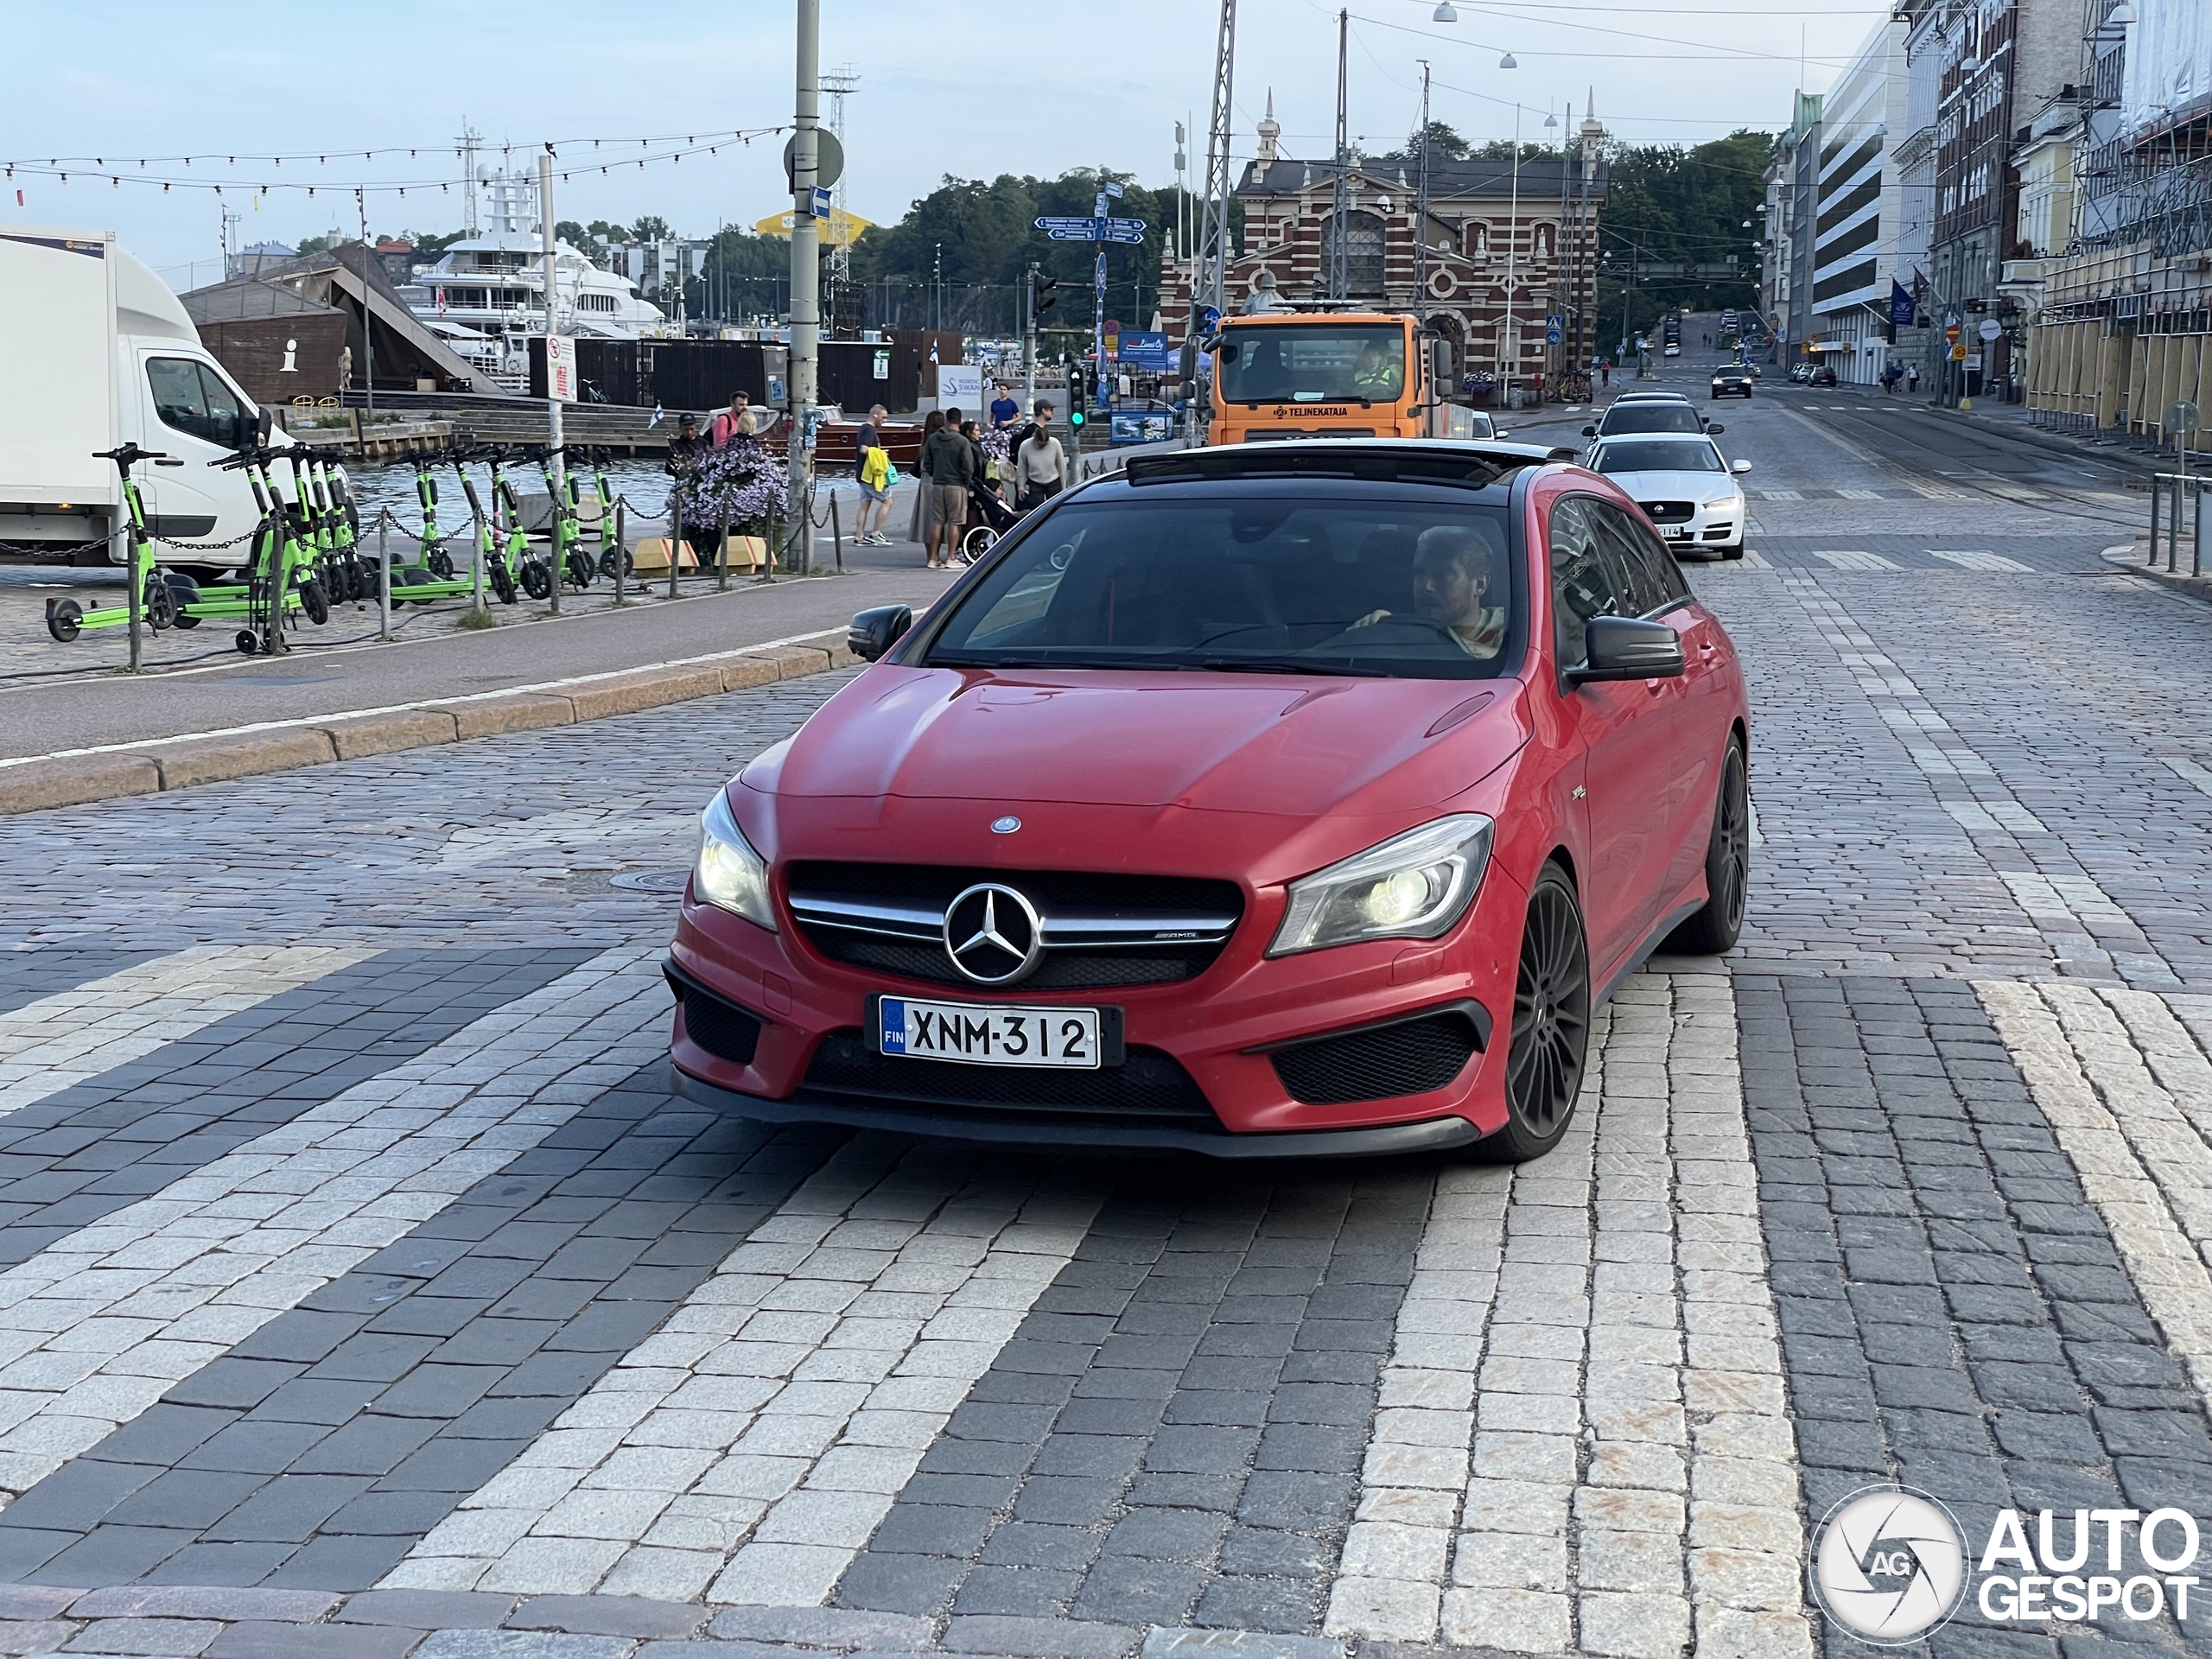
1013 402 1066 512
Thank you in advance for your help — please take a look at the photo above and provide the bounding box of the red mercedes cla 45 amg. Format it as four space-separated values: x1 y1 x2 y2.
666 442 1750 1161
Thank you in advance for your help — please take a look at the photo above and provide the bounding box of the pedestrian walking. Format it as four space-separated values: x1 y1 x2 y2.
709 391 751 448
1907 363 1920 394
988 381 1020 431
1013 403 1066 510
1599 359 1611 389
855 404 896 546
921 407 974 570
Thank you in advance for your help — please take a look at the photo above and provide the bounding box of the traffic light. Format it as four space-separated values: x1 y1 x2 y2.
1033 273 1058 319
1067 377 1085 428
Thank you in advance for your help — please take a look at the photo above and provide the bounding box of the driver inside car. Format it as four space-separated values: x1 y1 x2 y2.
1346 525 1506 658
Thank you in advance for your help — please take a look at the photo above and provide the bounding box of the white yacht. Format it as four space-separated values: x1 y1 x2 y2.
396 170 667 381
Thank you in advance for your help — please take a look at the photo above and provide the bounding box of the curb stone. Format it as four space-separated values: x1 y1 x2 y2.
0 640 856 819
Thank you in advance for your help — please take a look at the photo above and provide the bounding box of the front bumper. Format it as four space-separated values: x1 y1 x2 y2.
664 858 1525 1154
1645 498 1743 550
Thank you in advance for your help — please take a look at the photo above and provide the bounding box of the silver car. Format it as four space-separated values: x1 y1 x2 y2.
1584 433 1753 558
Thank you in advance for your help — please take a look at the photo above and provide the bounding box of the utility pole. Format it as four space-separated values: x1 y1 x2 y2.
1328 10 1349 304
788 0 823 575
1024 260 1039 413
1501 105 1522 406
1194 0 1237 322
538 151 562 613
458 124 481 238
1414 60 1432 327
358 190 376 422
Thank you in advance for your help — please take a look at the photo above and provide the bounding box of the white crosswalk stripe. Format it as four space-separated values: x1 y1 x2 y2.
1323 974 1809 1655
1752 491 1802 502
387 1146 1107 1603
1733 550 1773 569
0 949 661 1507
1928 550 2032 572
1809 550 1900 571
1979 983 2212 1407
0 946 377 1121
1834 489 1884 499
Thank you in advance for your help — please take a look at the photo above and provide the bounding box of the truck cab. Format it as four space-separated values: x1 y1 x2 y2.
1 228 276 572
1206 311 1480 445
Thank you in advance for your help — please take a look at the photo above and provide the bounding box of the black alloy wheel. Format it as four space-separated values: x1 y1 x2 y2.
1486 864 1591 1161
1665 739 1751 954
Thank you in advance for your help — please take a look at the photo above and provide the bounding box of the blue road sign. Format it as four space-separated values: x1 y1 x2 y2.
809 187 832 219
1100 217 1147 245
1545 325 1562 346
1198 305 1221 334
1036 216 1101 238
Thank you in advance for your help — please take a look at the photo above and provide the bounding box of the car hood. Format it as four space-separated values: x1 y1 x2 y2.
1601 469 1737 497
750 667 1530 817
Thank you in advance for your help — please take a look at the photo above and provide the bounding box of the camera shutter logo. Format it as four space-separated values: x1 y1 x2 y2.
1811 1485 1969 1643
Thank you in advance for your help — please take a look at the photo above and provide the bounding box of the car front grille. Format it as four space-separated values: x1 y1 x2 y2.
682 983 763 1066
1639 501 1695 524
785 863 1243 991
1268 1009 1482 1105
803 1028 1220 1126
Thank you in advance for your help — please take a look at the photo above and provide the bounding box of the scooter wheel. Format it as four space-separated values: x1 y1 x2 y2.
599 547 634 579
236 630 258 656
491 565 518 606
429 549 454 580
521 563 551 601
173 613 201 629
567 550 595 591
301 580 330 626
144 579 177 632
46 600 82 643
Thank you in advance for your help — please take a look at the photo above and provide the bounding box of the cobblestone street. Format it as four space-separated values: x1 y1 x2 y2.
3 389 2211 1659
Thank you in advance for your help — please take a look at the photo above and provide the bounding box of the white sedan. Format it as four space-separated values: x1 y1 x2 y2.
1584 433 1753 559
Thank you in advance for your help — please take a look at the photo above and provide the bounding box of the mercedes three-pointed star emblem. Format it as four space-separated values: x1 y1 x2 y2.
943 883 1045 986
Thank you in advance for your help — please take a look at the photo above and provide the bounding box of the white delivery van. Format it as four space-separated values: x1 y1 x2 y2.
0 227 280 574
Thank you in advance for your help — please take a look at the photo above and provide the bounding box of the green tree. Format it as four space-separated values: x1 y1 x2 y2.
1592 130 1774 346
629 215 671 243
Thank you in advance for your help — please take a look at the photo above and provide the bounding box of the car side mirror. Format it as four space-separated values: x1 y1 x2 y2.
1568 615 1684 685
1581 424 1597 438
1731 458 1752 474
1705 423 1725 435
848 604 912 663
257 407 273 445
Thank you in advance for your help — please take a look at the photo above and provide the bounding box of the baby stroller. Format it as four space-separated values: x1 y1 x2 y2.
952 476 1023 564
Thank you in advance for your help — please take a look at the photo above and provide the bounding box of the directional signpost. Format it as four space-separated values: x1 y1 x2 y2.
1036 187 1146 417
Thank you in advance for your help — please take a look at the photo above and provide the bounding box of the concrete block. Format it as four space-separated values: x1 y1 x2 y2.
444 695 578 740
565 666 726 721
323 709 461 760
758 645 833 680
715 657 783 692
0 753 162 816
155 728 338 791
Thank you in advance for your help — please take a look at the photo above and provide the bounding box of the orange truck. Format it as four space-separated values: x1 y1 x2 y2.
1206 310 1485 445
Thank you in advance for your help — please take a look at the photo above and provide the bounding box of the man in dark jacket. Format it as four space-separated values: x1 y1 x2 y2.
921 405 974 569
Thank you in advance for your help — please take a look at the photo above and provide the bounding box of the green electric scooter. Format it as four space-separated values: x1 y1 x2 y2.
449 448 518 605
477 447 554 601
529 447 596 592
366 450 480 607
588 448 632 579
45 444 192 646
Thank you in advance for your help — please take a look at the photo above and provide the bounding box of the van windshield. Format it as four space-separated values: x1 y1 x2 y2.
1216 324 1406 404
922 489 1522 681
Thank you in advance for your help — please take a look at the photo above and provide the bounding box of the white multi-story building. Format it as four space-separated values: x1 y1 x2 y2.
1808 19 1916 384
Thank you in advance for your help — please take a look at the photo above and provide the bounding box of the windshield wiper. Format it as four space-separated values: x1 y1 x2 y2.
1193 657 1389 677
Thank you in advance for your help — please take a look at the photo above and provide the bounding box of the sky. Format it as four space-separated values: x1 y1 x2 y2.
3 0 1891 290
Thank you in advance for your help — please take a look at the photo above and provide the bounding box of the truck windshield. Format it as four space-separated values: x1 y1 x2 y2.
921 488 1522 681
1216 324 1405 405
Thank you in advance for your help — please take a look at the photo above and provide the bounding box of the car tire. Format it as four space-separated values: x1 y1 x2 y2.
1721 544 1745 561
1664 739 1750 955
1478 862 1592 1162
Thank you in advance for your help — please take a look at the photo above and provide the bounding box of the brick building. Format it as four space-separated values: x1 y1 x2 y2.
1163 98 1609 393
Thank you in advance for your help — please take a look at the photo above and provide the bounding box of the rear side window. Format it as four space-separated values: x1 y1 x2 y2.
1547 498 1620 667
1590 502 1689 616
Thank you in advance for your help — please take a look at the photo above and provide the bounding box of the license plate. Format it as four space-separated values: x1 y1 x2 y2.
875 995 1109 1069
1662 525 1688 538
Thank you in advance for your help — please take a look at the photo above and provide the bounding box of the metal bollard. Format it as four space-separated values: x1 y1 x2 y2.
718 501 731 592
830 492 843 573
378 509 393 641
2150 477 2164 567
613 499 629 607
471 506 486 617
667 485 682 601
2171 480 2183 575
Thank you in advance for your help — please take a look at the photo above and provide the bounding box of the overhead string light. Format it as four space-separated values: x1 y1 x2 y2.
3 124 791 196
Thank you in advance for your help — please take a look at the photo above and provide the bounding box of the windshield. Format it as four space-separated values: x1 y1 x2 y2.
1597 403 1704 435
1592 441 1722 475
922 491 1521 680
1216 324 1407 404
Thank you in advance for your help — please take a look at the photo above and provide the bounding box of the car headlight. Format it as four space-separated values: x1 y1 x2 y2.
1701 495 1738 510
1268 814 1494 957
695 786 776 931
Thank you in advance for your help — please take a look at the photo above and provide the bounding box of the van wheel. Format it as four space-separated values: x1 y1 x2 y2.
1664 740 1751 955
1480 864 1590 1162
